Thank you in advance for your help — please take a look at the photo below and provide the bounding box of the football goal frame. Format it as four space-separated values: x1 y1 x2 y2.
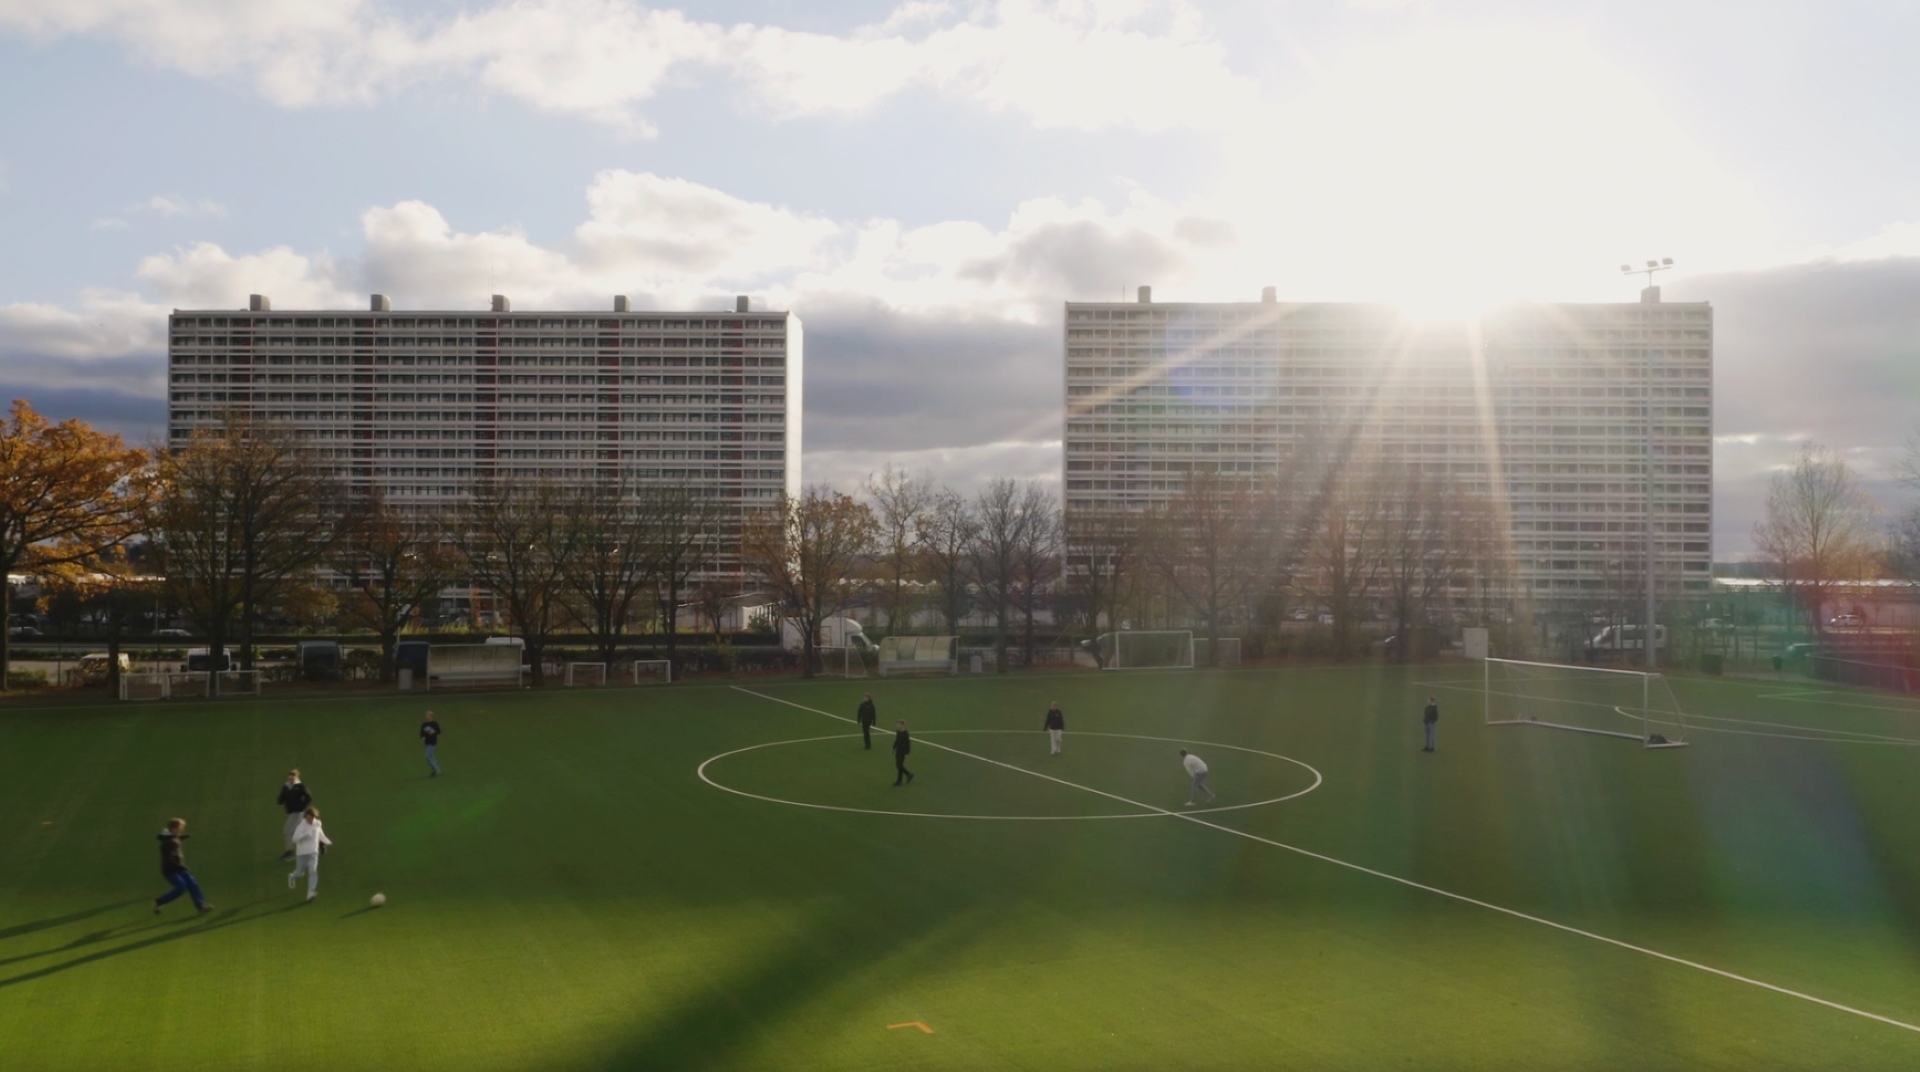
1484 657 1689 749
214 669 263 697
1103 630 1196 671
120 671 201 701
811 645 869 679
631 659 672 685
877 635 958 677
564 661 608 687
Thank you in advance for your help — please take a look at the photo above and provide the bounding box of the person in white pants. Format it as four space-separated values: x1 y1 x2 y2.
1180 749 1215 806
288 806 332 902
1044 701 1065 755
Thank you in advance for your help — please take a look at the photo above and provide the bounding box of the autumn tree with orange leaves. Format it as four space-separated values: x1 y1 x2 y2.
741 487 877 677
0 400 153 689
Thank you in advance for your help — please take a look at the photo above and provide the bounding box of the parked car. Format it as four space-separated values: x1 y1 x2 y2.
1699 618 1724 631
182 646 233 673
295 640 344 681
1829 613 1864 628
8 625 41 638
75 653 134 684
152 627 193 639
1783 641 1823 662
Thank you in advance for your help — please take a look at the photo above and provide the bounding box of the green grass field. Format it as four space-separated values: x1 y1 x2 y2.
7 664 1920 1070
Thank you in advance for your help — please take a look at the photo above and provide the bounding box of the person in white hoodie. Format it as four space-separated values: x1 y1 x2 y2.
1179 749 1216 807
287 806 332 902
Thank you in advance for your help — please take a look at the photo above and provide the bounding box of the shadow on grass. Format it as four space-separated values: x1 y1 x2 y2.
0 901 307 991
0 899 146 943
336 905 383 920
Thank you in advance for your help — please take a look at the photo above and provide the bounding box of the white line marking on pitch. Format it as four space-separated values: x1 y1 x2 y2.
1421 680 1920 746
730 685 1920 1039
697 730 1322 821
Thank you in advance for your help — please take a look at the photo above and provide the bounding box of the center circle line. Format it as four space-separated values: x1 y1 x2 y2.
696 729 1323 821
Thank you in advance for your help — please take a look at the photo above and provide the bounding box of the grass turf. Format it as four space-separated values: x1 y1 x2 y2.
4 665 1920 1070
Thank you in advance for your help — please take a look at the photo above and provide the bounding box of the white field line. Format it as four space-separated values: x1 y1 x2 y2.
1422 680 1920 746
730 685 1920 1038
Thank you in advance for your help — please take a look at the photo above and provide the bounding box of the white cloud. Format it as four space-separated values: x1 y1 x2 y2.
134 194 227 218
0 0 1253 134
809 440 1062 500
135 241 356 309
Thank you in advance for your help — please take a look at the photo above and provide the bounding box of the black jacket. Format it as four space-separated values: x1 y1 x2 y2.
892 729 912 756
1044 708 1065 731
421 719 441 744
1423 702 1439 724
278 781 312 815
857 700 877 727
158 831 189 876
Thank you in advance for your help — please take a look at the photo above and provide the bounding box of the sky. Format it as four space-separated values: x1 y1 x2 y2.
1 0 1917 557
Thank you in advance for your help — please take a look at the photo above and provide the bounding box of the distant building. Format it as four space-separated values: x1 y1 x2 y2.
1063 285 1713 608
166 293 802 585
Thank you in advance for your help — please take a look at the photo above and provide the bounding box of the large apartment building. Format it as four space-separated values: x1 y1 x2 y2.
167 293 801 580
1063 286 1713 608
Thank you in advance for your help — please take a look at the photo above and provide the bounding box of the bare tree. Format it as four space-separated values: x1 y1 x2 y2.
1062 506 1140 665
452 479 573 685
741 486 878 677
1889 505 1920 584
1299 453 1389 657
558 481 663 669
1141 469 1268 666
1752 442 1881 635
864 464 932 636
971 479 1029 672
156 416 340 679
334 490 458 681
917 488 978 634
1375 465 1482 662
651 483 726 677
1010 482 1061 666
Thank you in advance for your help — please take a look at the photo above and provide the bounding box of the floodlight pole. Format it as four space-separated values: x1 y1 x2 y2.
1620 258 1673 670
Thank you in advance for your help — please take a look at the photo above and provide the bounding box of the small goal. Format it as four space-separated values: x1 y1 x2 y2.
1194 637 1242 667
120 671 194 701
564 662 608 687
1483 657 1688 748
1100 631 1195 671
631 659 672 685
811 645 868 679
878 635 958 677
214 670 263 697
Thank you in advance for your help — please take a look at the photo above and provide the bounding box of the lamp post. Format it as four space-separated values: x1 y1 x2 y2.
1620 258 1672 670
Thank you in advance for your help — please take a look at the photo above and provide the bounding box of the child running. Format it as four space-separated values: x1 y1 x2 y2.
287 806 332 902
153 818 213 915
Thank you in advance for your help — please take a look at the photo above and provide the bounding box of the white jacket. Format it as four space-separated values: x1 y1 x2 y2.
291 818 333 856
1182 753 1208 776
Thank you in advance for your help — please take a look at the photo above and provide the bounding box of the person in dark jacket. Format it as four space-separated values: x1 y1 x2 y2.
421 710 442 777
1422 695 1439 752
892 720 914 786
1044 701 1065 755
857 694 878 750
277 770 313 860
153 818 212 915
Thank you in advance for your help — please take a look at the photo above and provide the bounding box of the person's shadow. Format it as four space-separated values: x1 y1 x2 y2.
0 902 306 991
0 899 145 943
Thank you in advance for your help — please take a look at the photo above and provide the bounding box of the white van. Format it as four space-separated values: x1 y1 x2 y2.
1589 624 1667 652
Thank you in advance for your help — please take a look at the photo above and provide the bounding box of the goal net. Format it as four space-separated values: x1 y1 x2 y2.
1484 658 1688 748
631 659 672 685
811 645 868 678
878 635 958 677
120 672 180 701
564 662 608 687
1102 631 1195 670
214 669 263 697
1194 637 1242 667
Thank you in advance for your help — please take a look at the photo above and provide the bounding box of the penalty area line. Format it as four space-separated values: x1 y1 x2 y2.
728 686 1920 1039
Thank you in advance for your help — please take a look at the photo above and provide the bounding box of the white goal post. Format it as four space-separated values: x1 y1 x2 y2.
631 659 672 685
214 669 263 697
1194 637 1242 667
564 662 608 687
811 645 868 679
1483 657 1688 749
1100 631 1196 670
878 635 958 677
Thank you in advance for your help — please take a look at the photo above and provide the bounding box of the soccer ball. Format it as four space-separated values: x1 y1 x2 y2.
370 893 387 908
